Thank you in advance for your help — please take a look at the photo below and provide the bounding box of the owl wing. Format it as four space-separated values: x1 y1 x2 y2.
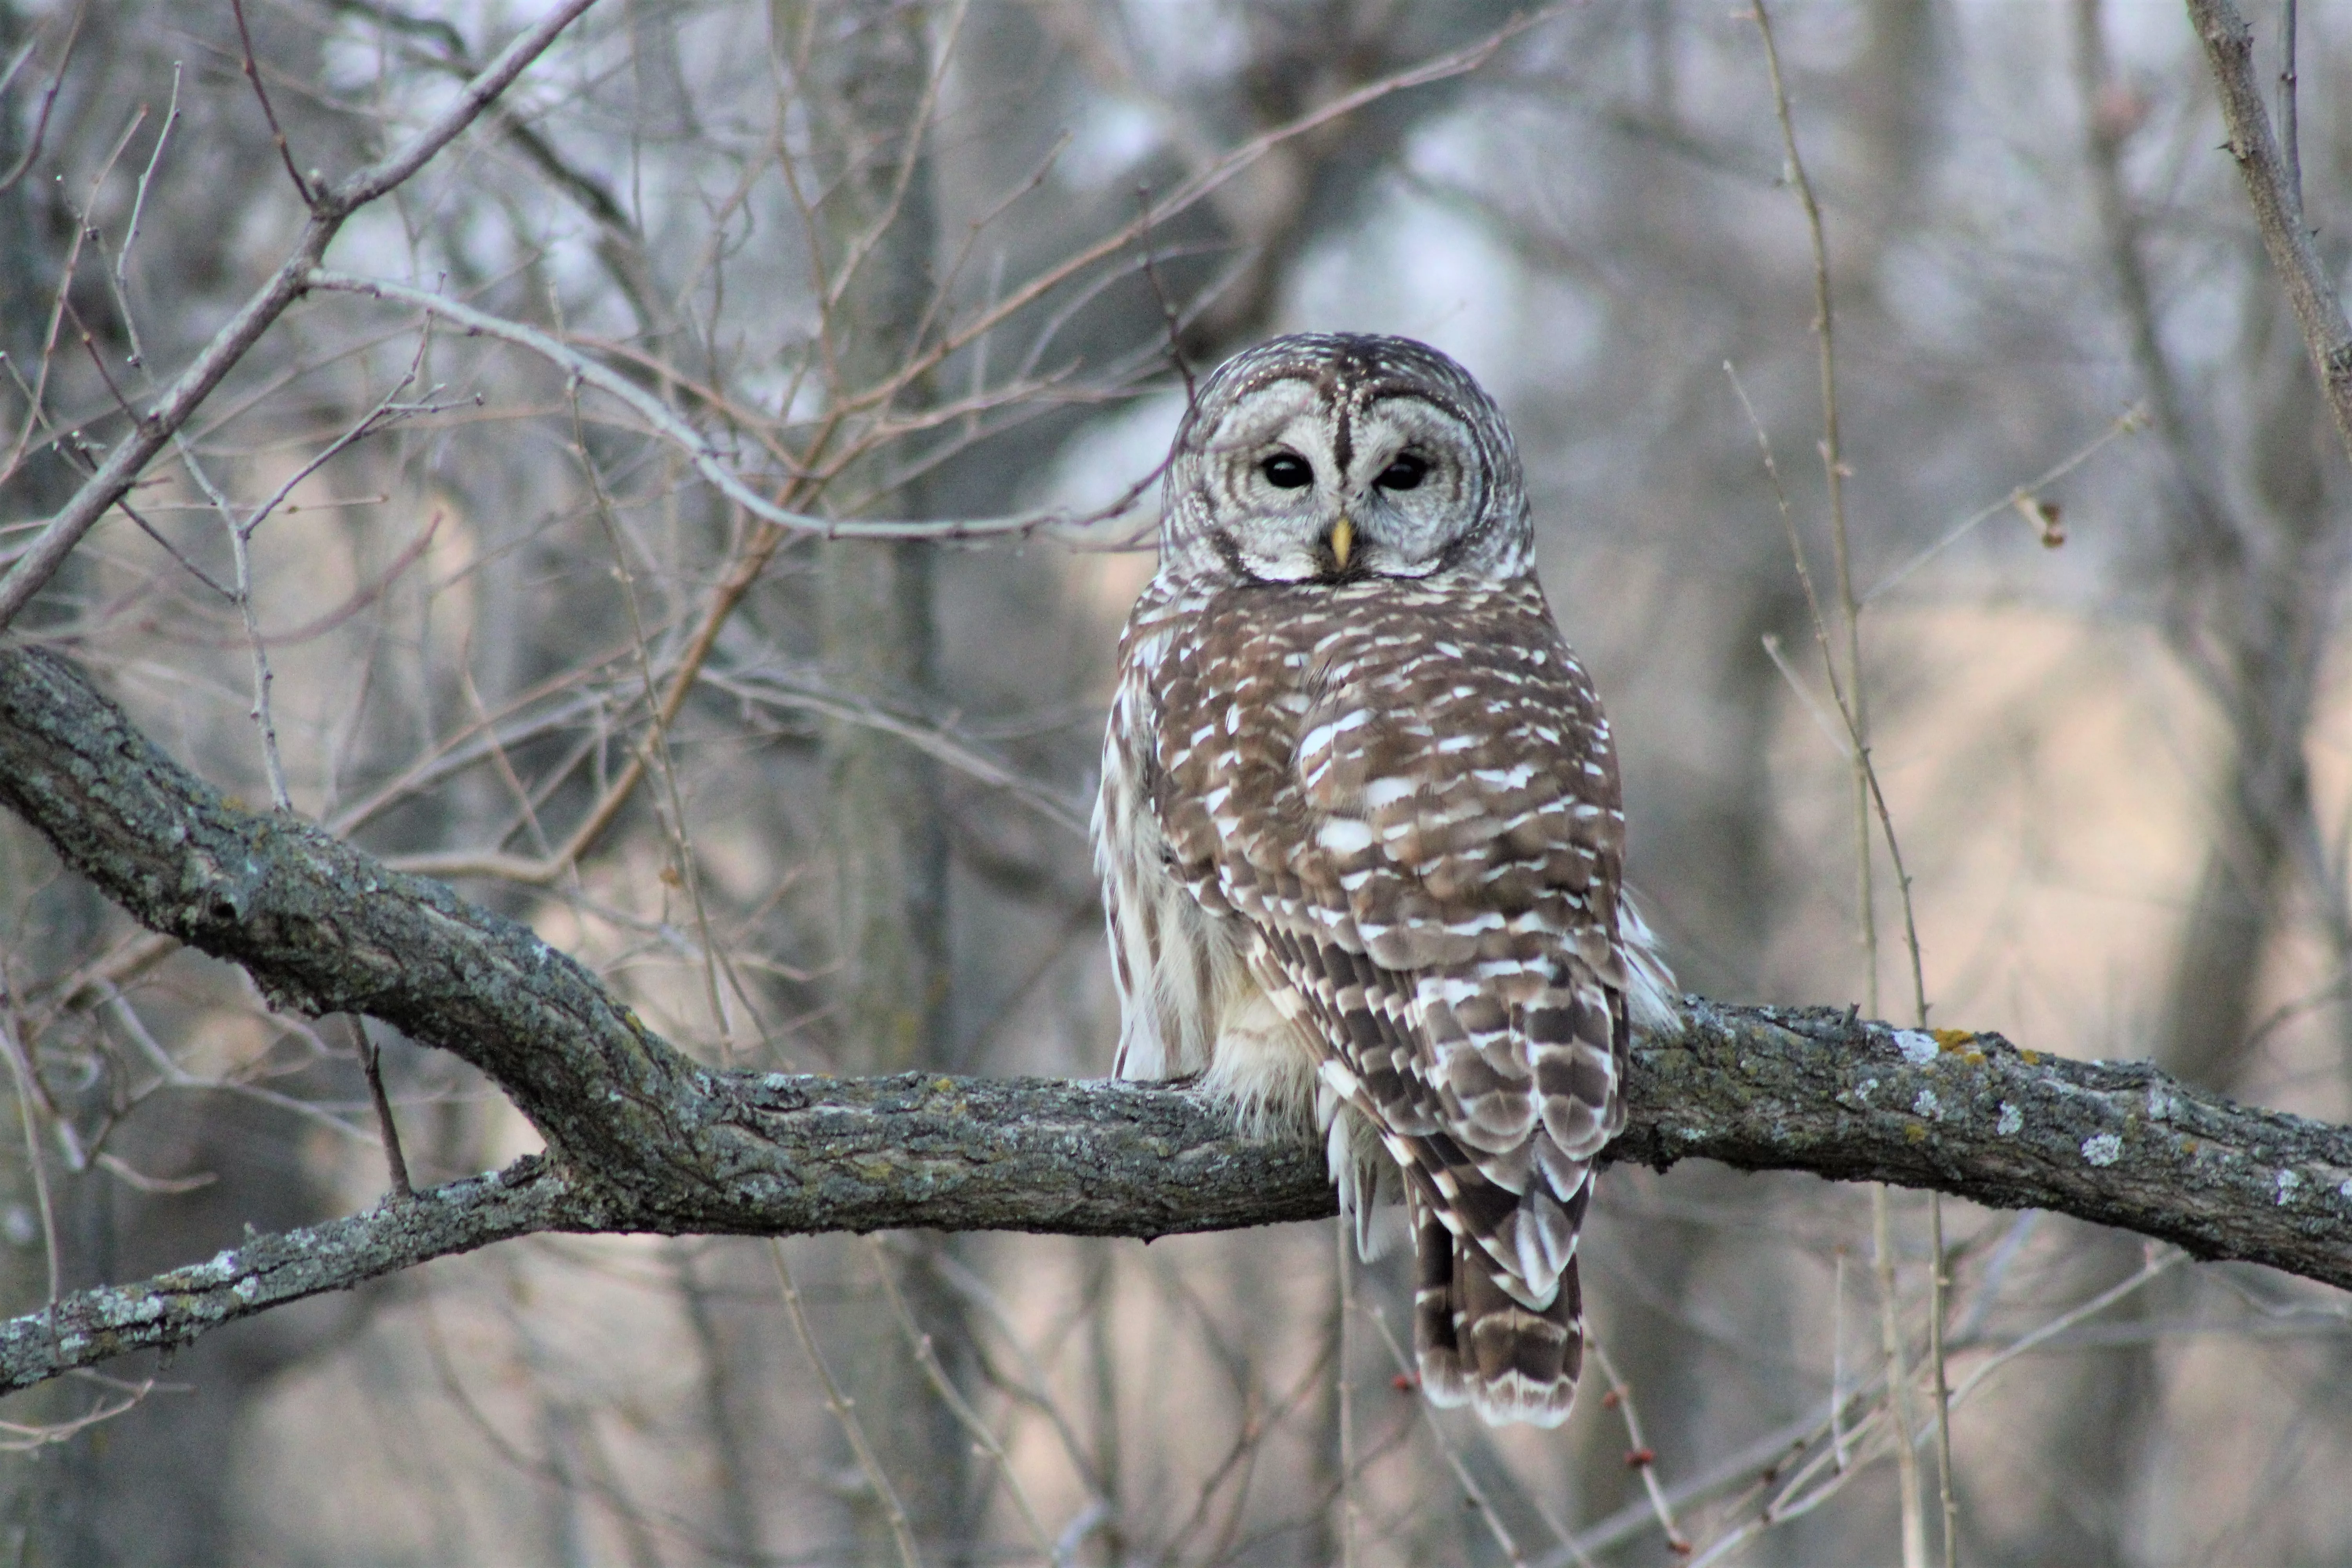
1149 577 1629 1425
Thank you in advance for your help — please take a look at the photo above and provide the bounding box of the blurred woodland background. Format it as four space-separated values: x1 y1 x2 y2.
3 0 2352 1563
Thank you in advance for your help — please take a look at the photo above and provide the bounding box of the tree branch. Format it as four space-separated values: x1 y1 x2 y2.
0 642 2348 1396
2184 0 2352 465
0 0 600 630
0 1156 583 1395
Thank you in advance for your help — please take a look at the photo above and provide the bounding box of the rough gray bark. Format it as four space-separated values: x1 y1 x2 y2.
2 641 2350 1397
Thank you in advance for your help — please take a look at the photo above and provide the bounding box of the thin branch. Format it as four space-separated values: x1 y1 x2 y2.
1723 368 1931 1034
0 100 147 492
0 0 599 629
770 1242 926 1568
113 62 181 302
1136 184 1197 413
1584 1335 1688 1554
2185 0 2352 466
347 1016 411 1199
105 986 379 1149
1870 1184 1926 1568
0 1013 61 1323
229 0 314 204
1361 1306 1526 1568
299 270 1146 544
1748 10 1945 1552
2278 0 2301 212
1333 1218 1357 1568
2078 0 2241 564
1859 404 2146 602
0 0 82 195
568 376 735 1059
712 668 1092 837
1942 1249 2183 1405
864 1235 1059 1564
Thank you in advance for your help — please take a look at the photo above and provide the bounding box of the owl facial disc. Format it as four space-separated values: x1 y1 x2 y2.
1158 333 1535 588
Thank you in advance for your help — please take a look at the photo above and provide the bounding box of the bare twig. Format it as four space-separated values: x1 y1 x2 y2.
1749 0 1878 1010
223 482 290 810
206 340 432 813
2076 0 2239 560
1749 6 1946 1559
1136 184 1197 412
0 99 148 492
1943 1249 2183 1405
1728 384 1945 1552
300 270 1150 544
769 1241 926 1568
864 1236 1058 1564
712 668 1091 836
1361 1306 1528 1568
113 61 182 307
0 1013 61 1324
567 375 736 1058
1722 369 1929 1018
229 0 313 204
0 0 599 629
2278 0 2301 216
815 0 971 329
0 0 82 195
1586 1334 1689 1553
1860 405 2146 601
2186 0 2352 465
1925 1194 1958 1566
1679 1242 2175 1566
1869 1185 1926 1568
347 1015 411 1199
105 987 377 1147
1831 1246 1851 1470
0 1374 160 1453
1333 1218 1358 1568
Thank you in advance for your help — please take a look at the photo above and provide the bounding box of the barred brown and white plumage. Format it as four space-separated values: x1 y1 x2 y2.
1093 333 1674 1427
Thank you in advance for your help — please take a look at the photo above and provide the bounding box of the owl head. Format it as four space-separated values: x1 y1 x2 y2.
1156 333 1534 588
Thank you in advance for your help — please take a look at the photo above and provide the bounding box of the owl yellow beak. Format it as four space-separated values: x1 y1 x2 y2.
1328 515 1354 570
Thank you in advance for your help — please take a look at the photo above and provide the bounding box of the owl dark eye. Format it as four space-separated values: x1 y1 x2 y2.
1374 454 1429 492
1261 453 1312 489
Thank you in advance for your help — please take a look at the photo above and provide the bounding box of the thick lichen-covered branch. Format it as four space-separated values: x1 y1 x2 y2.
1 642 2349 1397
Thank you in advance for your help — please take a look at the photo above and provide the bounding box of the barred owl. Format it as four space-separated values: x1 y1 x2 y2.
1093 333 1675 1428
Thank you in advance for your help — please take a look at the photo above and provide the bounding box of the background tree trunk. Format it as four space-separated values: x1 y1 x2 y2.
786 1 973 1553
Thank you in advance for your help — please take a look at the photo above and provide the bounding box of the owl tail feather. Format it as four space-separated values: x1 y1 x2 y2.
1410 1197 1583 1428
